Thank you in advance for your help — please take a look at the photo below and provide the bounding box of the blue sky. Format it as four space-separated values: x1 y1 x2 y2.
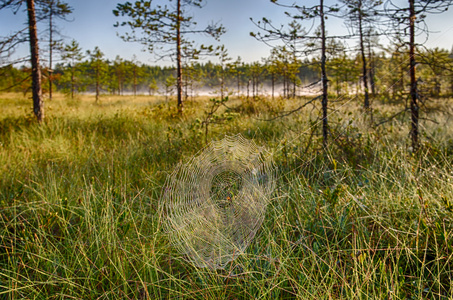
1 0 452 67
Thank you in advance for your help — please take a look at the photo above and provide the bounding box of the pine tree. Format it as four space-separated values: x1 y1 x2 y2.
341 0 382 111
86 46 107 103
385 0 453 151
61 39 83 99
113 0 224 113
252 0 340 147
37 0 72 100
1 0 44 121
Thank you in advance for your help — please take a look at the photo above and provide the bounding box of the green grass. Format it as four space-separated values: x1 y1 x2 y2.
1 93 453 299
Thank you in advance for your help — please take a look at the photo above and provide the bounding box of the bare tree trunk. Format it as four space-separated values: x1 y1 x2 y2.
320 0 328 148
367 32 376 96
247 79 250 99
133 65 137 97
255 76 259 98
237 73 240 97
292 60 296 98
283 73 287 99
409 0 419 151
292 43 297 98
71 65 74 99
27 0 44 122
176 0 183 113
95 63 100 102
256 77 259 97
271 73 274 100
252 75 255 99
358 0 370 110
48 3 53 101
118 72 121 95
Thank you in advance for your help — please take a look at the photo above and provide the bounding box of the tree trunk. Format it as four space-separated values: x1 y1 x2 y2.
247 79 250 99
237 73 240 97
176 0 183 113
271 72 274 100
320 0 328 148
399 57 405 95
95 63 100 102
27 0 44 122
118 73 121 95
292 58 296 98
252 75 255 99
48 4 53 101
367 32 376 96
409 0 419 151
220 70 224 99
133 66 137 97
71 65 74 99
255 75 259 98
358 0 370 110
283 74 287 99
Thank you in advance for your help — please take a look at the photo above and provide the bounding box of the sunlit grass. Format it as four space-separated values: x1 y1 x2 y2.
1 92 453 298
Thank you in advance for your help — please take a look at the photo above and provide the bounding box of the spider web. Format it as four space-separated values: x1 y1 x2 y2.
161 134 276 269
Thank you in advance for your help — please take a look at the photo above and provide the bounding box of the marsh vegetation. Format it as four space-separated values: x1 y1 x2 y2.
1 92 453 298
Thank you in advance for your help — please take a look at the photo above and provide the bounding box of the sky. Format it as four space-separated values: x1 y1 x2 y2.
1 0 453 67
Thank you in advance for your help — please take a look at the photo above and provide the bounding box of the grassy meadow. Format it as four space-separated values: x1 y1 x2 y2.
1 92 453 299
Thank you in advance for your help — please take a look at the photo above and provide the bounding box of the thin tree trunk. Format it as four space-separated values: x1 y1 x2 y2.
95 63 100 102
247 79 250 99
237 73 240 97
271 73 274 100
176 0 183 113
27 0 43 122
133 66 137 97
71 65 74 99
358 0 370 110
252 75 255 98
121 75 124 95
292 56 296 98
49 7 53 100
255 75 259 98
368 58 376 95
409 0 419 150
283 74 287 99
117 72 121 95
190 80 194 101
367 32 376 96
320 0 328 147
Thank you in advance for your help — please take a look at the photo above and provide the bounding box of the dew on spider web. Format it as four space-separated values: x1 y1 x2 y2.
161 134 276 269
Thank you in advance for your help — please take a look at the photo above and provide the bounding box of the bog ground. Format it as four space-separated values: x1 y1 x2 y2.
1 93 453 299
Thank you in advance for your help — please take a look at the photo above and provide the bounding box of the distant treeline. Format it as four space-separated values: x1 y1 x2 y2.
1 45 452 99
